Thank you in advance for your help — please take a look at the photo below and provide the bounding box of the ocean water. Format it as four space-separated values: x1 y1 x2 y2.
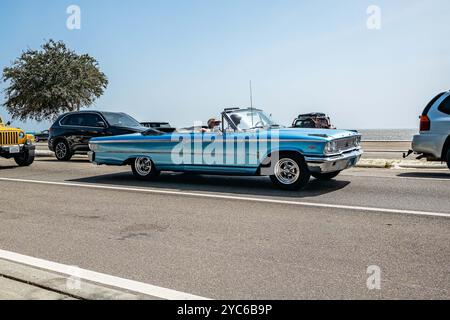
356 129 418 141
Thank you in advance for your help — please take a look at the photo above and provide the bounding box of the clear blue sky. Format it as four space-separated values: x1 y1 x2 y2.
1 0 449 131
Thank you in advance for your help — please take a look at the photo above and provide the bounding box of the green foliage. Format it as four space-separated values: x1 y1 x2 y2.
2 40 108 121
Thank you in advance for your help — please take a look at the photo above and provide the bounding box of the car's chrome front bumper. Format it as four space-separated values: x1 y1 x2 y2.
305 148 363 173
88 151 96 163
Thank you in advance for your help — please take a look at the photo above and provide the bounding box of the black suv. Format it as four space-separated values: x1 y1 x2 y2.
49 111 147 161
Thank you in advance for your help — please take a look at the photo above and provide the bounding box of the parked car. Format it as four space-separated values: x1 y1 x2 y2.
0 116 35 166
88 108 362 190
48 111 148 161
140 122 176 133
292 113 335 129
409 91 450 169
34 130 49 142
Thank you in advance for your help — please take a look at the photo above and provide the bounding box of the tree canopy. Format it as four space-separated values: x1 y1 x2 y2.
2 40 108 121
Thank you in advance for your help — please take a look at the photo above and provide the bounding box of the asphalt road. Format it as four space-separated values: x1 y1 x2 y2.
361 141 411 160
0 156 449 299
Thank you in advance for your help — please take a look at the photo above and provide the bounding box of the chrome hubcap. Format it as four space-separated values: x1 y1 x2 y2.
55 142 67 159
274 158 300 184
135 157 152 176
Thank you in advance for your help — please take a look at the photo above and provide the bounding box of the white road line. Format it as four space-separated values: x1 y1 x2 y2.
1 177 450 219
0 248 209 300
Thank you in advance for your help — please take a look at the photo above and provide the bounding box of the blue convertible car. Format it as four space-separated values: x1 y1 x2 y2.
88 108 362 190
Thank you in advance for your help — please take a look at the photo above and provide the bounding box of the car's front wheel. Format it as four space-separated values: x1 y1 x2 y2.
311 171 341 180
14 150 35 167
54 140 72 161
269 154 310 190
131 157 160 180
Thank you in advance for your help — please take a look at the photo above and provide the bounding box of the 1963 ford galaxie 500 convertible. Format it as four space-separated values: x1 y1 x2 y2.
88 108 363 190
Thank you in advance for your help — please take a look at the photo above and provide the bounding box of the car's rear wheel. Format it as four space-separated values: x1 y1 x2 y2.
14 151 34 167
269 154 310 190
131 157 160 180
446 149 450 170
54 140 72 161
311 171 341 180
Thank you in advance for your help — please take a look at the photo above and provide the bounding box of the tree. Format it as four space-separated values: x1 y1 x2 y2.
2 40 108 121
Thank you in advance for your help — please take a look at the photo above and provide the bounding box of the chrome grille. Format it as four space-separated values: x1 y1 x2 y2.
335 136 360 152
0 131 19 146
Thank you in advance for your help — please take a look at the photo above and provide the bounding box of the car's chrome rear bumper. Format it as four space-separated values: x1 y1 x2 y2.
305 148 363 173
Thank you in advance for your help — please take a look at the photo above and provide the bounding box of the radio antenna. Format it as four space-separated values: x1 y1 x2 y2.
249 80 253 109
249 80 254 127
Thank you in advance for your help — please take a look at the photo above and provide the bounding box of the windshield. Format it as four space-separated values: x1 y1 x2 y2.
227 109 279 130
102 112 142 128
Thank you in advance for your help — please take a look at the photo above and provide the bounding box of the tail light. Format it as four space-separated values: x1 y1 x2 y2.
419 115 430 131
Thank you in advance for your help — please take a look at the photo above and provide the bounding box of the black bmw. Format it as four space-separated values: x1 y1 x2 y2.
48 111 148 161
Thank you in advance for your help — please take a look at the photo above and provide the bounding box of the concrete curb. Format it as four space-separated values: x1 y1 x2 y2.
0 259 154 300
0 276 75 300
36 150 54 157
356 159 447 170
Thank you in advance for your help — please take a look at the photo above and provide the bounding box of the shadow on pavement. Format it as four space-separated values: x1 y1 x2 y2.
37 157 90 163
397 172 450 179
0 165 18 170
68 171 351 198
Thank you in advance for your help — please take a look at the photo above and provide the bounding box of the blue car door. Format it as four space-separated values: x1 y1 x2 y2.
222 131 260 169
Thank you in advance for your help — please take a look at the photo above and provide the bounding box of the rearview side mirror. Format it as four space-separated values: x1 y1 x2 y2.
6 121 11 126
97 121 106 127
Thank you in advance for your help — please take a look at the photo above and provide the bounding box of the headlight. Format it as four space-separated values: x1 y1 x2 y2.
89 143 98 151
19 132 25 139
325 141 338 154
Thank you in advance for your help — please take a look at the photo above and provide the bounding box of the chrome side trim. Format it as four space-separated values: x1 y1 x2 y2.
89 149 260 156
89 139 322 144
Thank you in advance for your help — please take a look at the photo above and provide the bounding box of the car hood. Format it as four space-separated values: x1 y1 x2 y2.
278 128 360 141
0 126 22 132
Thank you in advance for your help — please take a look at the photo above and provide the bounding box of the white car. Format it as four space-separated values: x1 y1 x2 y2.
411 91 450 169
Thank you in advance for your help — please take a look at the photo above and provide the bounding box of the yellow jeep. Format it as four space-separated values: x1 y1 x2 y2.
0 116 35 166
